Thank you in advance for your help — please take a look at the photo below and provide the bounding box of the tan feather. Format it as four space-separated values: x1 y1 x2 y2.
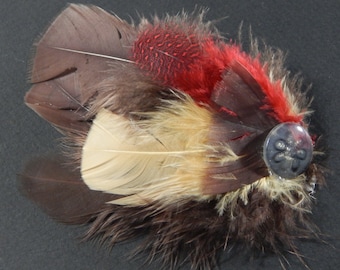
81 97 216 206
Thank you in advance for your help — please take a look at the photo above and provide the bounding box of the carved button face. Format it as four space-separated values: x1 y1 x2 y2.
263 123 313 179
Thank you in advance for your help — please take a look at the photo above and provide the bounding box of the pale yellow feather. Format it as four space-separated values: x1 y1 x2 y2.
216 174 312 216
81 98 215 206
81 95 312 214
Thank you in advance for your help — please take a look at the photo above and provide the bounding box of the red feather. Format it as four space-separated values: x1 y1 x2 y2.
133 25 302 123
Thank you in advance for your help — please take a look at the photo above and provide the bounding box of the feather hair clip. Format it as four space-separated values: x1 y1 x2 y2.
21 4 325 269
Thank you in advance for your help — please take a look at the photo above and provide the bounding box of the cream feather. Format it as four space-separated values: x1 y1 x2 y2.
81 98 216 206
81 96 313 212
215 174 313 216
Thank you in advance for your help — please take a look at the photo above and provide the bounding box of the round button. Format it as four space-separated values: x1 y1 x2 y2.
263 123 313 179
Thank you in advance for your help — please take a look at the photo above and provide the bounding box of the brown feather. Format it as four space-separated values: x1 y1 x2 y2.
31 4 135 84
25 80 90 132
84 164 324 270
25 4 137 132
211 61 278 129
19 156 115 224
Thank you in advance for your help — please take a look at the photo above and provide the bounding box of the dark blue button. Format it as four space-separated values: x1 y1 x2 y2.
263 123 313 179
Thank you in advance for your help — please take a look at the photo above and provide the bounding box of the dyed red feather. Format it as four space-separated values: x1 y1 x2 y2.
21 4 325 270
134 23 302 124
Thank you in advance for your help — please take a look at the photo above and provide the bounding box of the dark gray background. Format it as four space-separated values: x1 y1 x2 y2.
1 0 339 269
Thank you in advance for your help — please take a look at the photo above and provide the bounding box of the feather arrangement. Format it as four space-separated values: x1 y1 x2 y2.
21 4 325 269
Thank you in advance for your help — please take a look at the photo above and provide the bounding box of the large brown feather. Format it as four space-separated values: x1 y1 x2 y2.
19 156 115 224
25 4 137 131
30 4 135 84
